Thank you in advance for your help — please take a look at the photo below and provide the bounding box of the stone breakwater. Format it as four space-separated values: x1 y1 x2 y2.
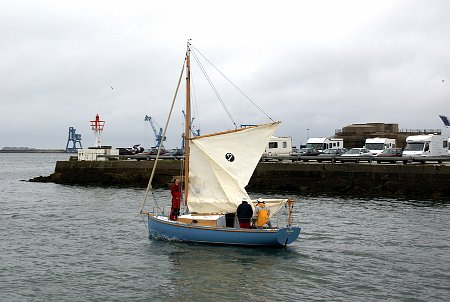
31 160 182 187
31 160 450 199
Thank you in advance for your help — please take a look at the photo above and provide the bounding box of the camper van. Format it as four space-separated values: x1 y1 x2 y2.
306 137 344 153
403 134 448 157
263 136 293 158
364 137 396 155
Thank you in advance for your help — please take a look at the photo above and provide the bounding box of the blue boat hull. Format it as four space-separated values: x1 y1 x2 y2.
147 215 301 246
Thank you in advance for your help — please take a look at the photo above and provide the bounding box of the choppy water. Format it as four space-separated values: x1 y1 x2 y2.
1 153 449 301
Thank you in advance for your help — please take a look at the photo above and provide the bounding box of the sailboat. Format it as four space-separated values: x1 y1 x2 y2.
139 42 301 246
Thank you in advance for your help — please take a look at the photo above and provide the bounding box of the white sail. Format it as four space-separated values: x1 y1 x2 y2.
187 122 279 214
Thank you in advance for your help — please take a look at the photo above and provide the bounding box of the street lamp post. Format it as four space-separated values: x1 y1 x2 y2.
306 128 310 140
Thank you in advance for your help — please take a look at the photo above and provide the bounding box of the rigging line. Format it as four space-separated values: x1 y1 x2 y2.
190 71 198 133
190 70 201 135
140 213 149 231
139 57 186 214
191 44 275 123
151 190 163 214
179 158 187 214
191 48 238 129
191 49 237 128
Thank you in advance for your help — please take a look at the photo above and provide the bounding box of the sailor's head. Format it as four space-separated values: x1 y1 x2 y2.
257 198 265 205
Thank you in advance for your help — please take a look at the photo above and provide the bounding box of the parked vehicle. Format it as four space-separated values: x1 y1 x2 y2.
145 147 166 155
364 137 396 155
316 148 347 163
342 148 372 156
402 134 448 157
168 148 184 156
263 136 293 157
338 147 373 163
306 137 344 153
290 147 320 162
118 144 145 155
319 148 347 156
297 147 320 156
376 148 403 157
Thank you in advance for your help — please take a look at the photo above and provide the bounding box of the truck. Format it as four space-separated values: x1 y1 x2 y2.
263 136 293 158
364 137 396 155
306 137 344 153
403 134 448 157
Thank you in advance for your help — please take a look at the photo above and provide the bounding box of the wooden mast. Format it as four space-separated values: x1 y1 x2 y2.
183 41 191 205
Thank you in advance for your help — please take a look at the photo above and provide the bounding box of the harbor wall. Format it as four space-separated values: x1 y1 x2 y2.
32 160 450 199
39 160 182 187
249 162 450 198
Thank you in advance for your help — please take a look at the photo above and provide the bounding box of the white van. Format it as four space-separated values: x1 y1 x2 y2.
364 137 396 155
263 136 293 157
306 137 344 153
403 134 448 157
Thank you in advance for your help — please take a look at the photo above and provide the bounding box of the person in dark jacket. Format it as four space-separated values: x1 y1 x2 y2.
236 199 253 228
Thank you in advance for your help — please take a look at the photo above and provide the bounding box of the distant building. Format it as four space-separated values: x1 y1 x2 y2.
77 146 119 161
333 122 441 149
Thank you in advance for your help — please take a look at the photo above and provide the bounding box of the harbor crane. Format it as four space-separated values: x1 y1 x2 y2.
65 127 82 153
182 110 200 137
439 115 450 127
181 110 200 150
144 115 165 148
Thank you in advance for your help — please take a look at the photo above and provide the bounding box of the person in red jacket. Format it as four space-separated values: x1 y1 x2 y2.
169 178 181 220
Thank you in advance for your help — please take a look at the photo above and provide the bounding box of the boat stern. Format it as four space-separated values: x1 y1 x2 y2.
276 227 301 245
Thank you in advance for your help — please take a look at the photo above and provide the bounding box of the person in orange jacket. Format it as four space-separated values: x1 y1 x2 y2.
255 199 271 228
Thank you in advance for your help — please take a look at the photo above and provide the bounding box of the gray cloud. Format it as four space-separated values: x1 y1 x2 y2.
1 0 449 149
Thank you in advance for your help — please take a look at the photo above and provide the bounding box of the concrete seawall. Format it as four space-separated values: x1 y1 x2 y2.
249 162 450 198
31 160 450 199
35 160 183 187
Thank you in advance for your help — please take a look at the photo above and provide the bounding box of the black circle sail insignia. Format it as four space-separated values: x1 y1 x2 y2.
225 153 235 162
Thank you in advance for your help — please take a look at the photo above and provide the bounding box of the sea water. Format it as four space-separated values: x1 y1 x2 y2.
1 153 449 301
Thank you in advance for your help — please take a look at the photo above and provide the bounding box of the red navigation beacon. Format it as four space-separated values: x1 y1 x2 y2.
89 114 105 147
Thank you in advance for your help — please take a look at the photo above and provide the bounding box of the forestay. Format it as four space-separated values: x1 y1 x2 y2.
187 122 279 214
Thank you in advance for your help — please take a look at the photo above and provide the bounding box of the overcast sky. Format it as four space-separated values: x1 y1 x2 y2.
1 0 449 149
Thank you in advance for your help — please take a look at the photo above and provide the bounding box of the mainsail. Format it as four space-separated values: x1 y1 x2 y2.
187 122 279 213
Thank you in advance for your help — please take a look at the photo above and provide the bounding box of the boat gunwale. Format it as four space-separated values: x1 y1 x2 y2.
147 213 296 234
